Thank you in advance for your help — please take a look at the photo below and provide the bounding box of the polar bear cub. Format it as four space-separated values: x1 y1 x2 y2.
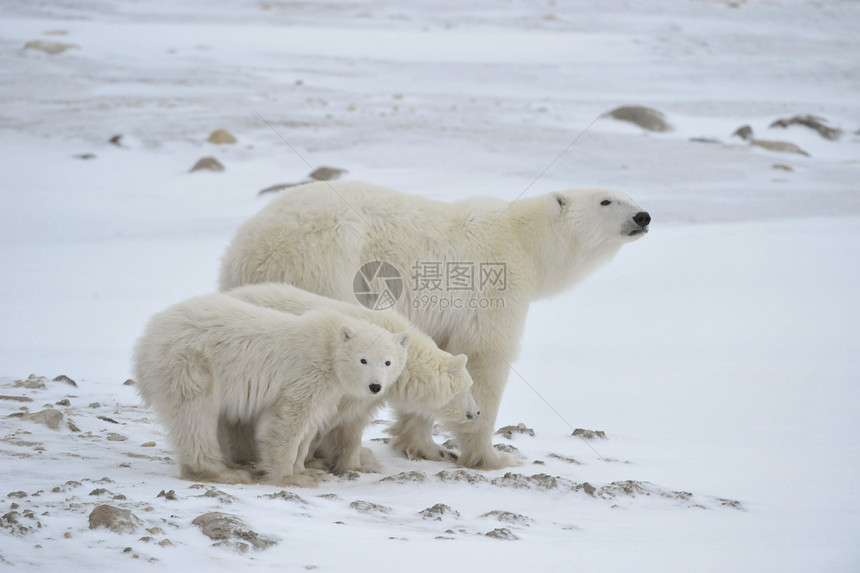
133 293 409 485
225 283 480 473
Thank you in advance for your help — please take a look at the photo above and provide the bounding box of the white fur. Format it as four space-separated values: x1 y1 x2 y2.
219 181 648 469
133 293 408 485
226 283 479 471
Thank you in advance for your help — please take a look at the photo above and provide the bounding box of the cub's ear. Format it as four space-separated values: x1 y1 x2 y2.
552 192 567 212
448 353 468 374
394 331 410 349
340 325 355 342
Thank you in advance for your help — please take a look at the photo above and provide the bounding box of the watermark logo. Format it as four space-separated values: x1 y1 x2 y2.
354 260 507 311
353 261 404 310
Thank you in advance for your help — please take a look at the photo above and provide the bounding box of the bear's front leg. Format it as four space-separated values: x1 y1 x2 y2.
449 350 524 470
256 400 303 485
387 411 458 462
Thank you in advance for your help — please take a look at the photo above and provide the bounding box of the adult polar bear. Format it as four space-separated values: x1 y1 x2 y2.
219 181 650 469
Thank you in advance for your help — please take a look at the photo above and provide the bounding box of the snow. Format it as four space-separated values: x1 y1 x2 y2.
1 0 859 571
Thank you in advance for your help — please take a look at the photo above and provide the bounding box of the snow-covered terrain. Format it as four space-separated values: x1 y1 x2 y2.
1 0 858 571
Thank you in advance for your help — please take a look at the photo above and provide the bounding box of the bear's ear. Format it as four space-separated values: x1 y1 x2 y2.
448 353 468 374
394 331 410 349
340 325 355 342
552 192 567 212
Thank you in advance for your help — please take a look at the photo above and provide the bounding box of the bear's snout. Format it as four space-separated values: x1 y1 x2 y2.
467 410 481 421
369 383 382 394
633 211 651 228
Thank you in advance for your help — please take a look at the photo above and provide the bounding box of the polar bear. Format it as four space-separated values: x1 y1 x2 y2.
224 282 480 473
219 181 650 469
133 293 409 485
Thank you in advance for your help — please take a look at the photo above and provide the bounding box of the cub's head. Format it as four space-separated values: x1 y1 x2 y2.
437 354 480 424
551 188 650 246
333 319 410 398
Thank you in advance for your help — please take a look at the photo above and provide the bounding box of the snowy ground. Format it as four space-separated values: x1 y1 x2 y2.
1 0 859 571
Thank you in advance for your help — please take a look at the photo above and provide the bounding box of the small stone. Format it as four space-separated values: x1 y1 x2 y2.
732 125 754 140
349 500 390 514
485 527 518 540
8 491 27 499
750 139 810 156
123 379 135 386
24 40 78 54
192 512 278 550
769 114 841 140
419 504 459 520
583 482 596 496
14 376 46 389
23 409 63 430
772 164 793 172
481 510 531 525
89 402 101 409
258 182 303 195
141 441 156 448
572 428 607 440
158 538 173 547
496 423 534 439
379 471 427 484
55 399 70 406
0 395 33 402
157 490 177 500
190 156 225 172
109 135 124 147
52 375 77 387
207 129 237 144
88 505 143 534
106 433 128 442
67 420 81 432
74 153 96 160
308 166 347 181
98 415 119 424
607 106 672 132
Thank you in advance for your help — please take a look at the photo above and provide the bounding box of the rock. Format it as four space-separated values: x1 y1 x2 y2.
97 415 119 424
74 153 97 160
572 428 607 440
106 433 128 442
769 114 841 140
157 490 177 500
309 166 347 181
434 469 488 485
109 135 124 147
67 420 81 432
89 505 143 534
419 503 459 520
481 510 531 525
207 129 237 144
55 399 70 406
22 409 63 430
190 156 225 172
349 500 390 514
547 453 582 465
733 125 754 140
89 402 101 408
261 491 308 504
14 374 47 389
379 471 427 484
192 512 278 550
7 491 27 499
607 106 672 132
496 423 534 439
141 441 156 447
52 375 77 387
750 139 810 156
258 182 303 195
1 511 41 536
24 40 78 55
123 379 135 386
772 163 793 172
0 395 33 403
485 527 518 540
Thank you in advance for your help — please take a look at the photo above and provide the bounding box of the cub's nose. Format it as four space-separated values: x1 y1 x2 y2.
466 411 481 421
633 211 651 227
369 383 382 394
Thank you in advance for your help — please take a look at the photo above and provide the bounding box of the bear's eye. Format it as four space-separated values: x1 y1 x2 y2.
600 200 612 206
385 360 391 366
360 358 367 365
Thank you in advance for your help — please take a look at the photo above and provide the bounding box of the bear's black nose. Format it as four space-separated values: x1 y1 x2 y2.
633 211 651 227
369 383 382 394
